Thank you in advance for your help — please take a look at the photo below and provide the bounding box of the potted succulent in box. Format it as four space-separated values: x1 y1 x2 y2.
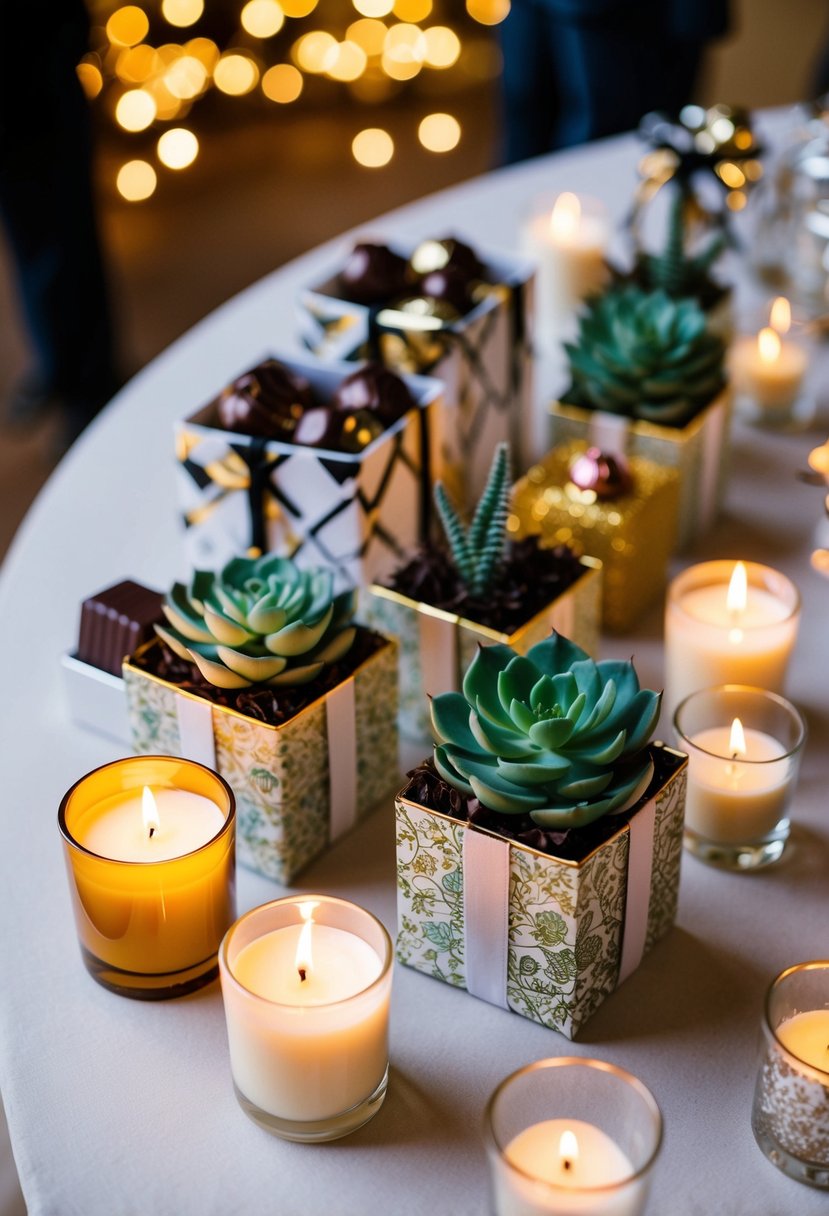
123 553 398 884
550 283 730 550
395 634 688 1039
364 443 601 739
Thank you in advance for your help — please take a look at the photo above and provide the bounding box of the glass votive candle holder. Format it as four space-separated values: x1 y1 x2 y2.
58 755 236 999
729 297 814 431
664 559 800 719
484 1058 662 1216
752 961 829 1189
219 894 393 1143
673 684 806 870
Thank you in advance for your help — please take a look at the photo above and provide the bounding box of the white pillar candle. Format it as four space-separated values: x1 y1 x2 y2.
495 1119 643 1216
730 297 808 415
665 560 800 715
521 192 609 340
219 896 392 1138
684 720 790 844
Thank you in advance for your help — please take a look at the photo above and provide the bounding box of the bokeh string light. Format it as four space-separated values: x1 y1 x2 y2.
83 1 505 201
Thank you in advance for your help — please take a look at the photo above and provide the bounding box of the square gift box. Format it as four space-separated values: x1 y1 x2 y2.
365 556 602 740
297 244 536 501
395 743 687 1040
175 355 443 588
510 442 680 634
123 632 398 884
548 387 731 551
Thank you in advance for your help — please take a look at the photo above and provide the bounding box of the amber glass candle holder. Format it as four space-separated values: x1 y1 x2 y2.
59 755 236 1000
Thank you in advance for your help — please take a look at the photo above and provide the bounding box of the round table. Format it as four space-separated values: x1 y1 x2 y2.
1 114 828 1216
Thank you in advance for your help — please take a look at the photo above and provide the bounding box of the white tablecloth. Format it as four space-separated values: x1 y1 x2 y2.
2 114 828 1215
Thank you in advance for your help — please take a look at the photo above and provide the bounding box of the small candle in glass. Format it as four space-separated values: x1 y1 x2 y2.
730 297 812 428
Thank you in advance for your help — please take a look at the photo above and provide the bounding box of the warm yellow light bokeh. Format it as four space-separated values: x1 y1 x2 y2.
165 55 208 99
213 54 260 95
352 127 394 167
76 62 103 99
161 0 205 28
117 160 157 201
147 78 184 120
423 25 460 67
281 0 318 15
294 30 338 72
384 23 427 62
241 0 285 38
325 40 368 81
346 18 388 55
185 38 220 71
381 52 420 79
115 88 157 132
107 6 149 48
418 112 460 152
262 63 304 102
353 0 395 18
393 0 432 20
466 0 510 25
157 127 199 169
116 44 161 84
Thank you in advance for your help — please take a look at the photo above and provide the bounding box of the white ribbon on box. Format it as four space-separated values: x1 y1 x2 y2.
459 796 658 1009
418 612 459 702
174 681 359 843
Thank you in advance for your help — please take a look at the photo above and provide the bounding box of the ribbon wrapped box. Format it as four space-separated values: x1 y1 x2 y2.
549 388 731 551
510 443 680 634
364 557 601 740
123 633 398 884
395 743 687 1039
297 245 537 502
175 355 444 588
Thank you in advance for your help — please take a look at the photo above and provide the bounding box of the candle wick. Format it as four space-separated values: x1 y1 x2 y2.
731 752 739 761
148 827 155 839
298 967 307 982
563 1158 573 1172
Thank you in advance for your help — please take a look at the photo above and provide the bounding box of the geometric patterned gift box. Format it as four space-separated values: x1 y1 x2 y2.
395 742 687 1040
123 633 398 885
298 244 537 501
175 354 443 589
549 387 731 552
364 556 602 740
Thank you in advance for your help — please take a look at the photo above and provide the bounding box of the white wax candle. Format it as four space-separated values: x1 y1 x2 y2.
665 562 799 714
685 725 790 844
521 193 609 338
74 787 226 862
777 1010 829 1073
223 916 389 1123
730 328 807 411
495 1119 643 1216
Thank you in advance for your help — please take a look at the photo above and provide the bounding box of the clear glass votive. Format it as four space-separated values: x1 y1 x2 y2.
58 755 236 999
673 684 806 870
664 559 800 718
752 961 829 1189
484 1058 662 1216
219 895 393 1143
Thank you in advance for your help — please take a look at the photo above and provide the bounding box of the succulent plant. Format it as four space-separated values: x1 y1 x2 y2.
434 442 510 596
431 633 660 829
155 555 356 689
638 190 726 304
563 285 725 426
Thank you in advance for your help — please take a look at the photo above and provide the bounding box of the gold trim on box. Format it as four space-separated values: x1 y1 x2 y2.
549 387 731 445
369 555 601 647
395 741 687 869
124 633 397 735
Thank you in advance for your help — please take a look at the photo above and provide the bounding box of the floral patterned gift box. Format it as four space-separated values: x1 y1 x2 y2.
176 354 444 588
297 237 537 501
124 555 398 884
394 635 688 1039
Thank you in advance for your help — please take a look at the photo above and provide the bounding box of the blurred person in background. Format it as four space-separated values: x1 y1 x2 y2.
499 0 730 163
0 0 120 451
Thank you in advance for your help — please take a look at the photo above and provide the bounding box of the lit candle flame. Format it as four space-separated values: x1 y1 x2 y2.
727 562 747 644
550 192 581 242
142 786 160 840
769 296 791 335
758 326 781 365
729 717 746 759
559 1129 579 1173
295 900 319 983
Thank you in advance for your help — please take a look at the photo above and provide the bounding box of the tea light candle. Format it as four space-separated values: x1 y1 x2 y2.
521 192 609 338
501 1120 639 1215
730 297 808 416
665 560 800 715
59 756 236 999
219 895 392 1142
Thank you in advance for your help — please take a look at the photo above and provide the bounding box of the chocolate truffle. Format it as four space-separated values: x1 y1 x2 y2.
568 447 633 500
217 359 314 440
332 363 415 426
409 236 484 282
77 580 165 677
339 242 411 305
418 266 476 316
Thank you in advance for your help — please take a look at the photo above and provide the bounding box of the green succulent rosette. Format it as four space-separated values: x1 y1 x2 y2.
564 284 725 426
431 634 661 830
155 554 356 689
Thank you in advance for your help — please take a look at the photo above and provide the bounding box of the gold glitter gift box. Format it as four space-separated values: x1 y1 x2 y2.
510 442 680 634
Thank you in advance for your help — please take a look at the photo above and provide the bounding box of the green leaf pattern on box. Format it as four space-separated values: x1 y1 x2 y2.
124 638 398 884
395 746 686 1038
